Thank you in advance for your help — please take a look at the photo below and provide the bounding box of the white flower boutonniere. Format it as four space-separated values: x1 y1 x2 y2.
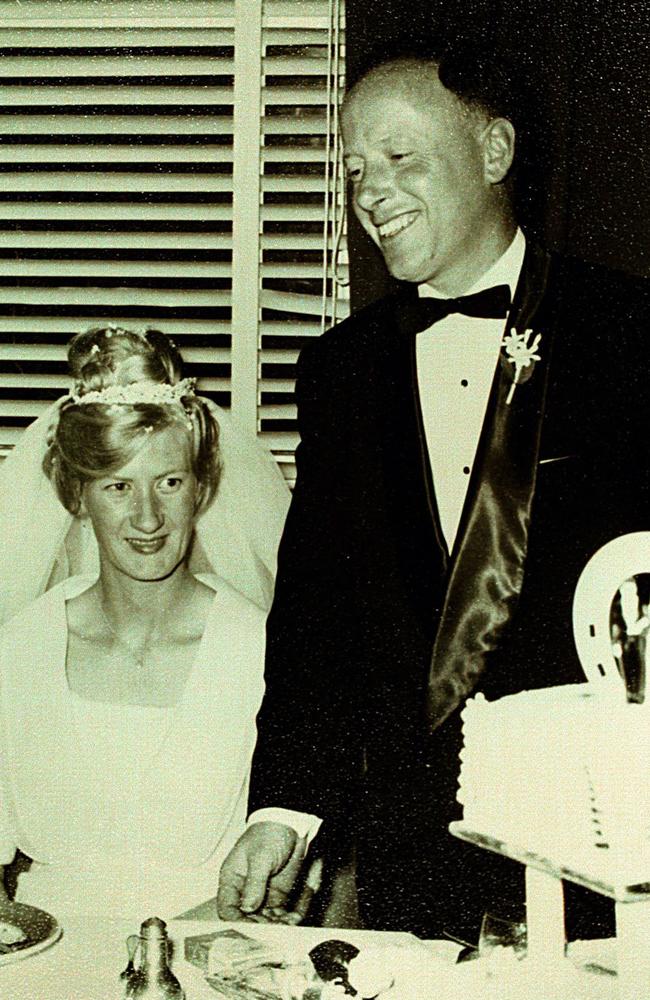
502 327 542 405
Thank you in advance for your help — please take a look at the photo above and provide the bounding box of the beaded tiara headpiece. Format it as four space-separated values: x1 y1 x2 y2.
68 377 196 407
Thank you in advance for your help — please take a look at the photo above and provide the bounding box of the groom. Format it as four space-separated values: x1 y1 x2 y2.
218 50 649 939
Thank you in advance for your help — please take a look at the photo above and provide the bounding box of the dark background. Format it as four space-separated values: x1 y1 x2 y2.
345 0 650 308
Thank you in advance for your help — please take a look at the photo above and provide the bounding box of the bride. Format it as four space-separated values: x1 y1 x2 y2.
0 325 290 923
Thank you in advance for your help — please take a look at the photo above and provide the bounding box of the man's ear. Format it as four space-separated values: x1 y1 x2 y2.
481 118 516 184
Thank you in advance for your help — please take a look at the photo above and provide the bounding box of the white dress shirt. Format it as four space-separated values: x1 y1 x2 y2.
416 228 526 549
248 229 527 848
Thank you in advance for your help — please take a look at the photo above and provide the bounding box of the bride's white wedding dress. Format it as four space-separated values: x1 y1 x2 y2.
0 573 265 924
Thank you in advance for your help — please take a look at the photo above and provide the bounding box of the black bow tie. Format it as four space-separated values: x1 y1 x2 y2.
407 283 512 334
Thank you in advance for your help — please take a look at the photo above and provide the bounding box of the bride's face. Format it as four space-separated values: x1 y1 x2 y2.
80 423 199 583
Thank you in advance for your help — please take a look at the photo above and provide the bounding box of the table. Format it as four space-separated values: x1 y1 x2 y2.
0 894 620 999
0 900 457 1000
0 912 216 1000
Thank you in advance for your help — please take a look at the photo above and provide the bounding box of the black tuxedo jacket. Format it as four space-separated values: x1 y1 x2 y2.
249 245 650 862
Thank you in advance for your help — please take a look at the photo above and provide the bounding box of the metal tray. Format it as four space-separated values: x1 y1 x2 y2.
0 900 62 967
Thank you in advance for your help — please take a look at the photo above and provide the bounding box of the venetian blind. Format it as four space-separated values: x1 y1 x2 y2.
0 0 348 484
258 0 348 482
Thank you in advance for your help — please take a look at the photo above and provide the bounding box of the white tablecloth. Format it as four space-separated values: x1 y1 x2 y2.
0 911 618 1000
0 914 215 1000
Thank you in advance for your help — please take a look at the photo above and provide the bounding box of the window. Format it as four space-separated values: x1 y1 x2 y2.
0 0 348 484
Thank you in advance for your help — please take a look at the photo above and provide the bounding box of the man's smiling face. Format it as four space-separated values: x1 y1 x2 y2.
341 65 503 294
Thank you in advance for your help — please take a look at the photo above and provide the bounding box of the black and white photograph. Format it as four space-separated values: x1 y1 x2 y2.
0 1 648 997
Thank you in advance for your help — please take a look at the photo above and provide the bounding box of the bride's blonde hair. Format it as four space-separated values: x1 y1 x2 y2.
44 326 222 516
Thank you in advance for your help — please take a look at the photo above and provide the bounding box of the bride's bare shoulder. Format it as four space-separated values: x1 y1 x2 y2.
65 582 104 641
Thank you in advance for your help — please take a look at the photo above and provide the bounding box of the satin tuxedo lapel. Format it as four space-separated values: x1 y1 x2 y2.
425 244 558 730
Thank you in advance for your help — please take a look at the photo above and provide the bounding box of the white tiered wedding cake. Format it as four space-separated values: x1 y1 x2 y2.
458 683 650 883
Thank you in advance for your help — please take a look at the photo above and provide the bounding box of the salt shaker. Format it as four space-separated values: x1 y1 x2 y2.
124 917 185 1000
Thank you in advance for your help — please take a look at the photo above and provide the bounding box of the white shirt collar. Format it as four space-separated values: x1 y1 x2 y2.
418 228 526 301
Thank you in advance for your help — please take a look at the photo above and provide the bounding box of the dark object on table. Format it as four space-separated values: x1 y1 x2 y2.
123 916 185 999
308 939 360 995
455 945 479 963
0 899 61 966
120 933 140 982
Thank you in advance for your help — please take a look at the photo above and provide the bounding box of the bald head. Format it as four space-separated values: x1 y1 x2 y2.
345 49 519 128
340 56 517 295
343 58 484 132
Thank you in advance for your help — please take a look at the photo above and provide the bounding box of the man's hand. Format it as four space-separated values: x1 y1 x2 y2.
217 821 307 922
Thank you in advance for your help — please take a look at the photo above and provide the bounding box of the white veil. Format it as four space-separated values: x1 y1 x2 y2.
0 400 290 625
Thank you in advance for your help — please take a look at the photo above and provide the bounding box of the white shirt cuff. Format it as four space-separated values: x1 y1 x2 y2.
0 843 16 867
247 807 322 847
